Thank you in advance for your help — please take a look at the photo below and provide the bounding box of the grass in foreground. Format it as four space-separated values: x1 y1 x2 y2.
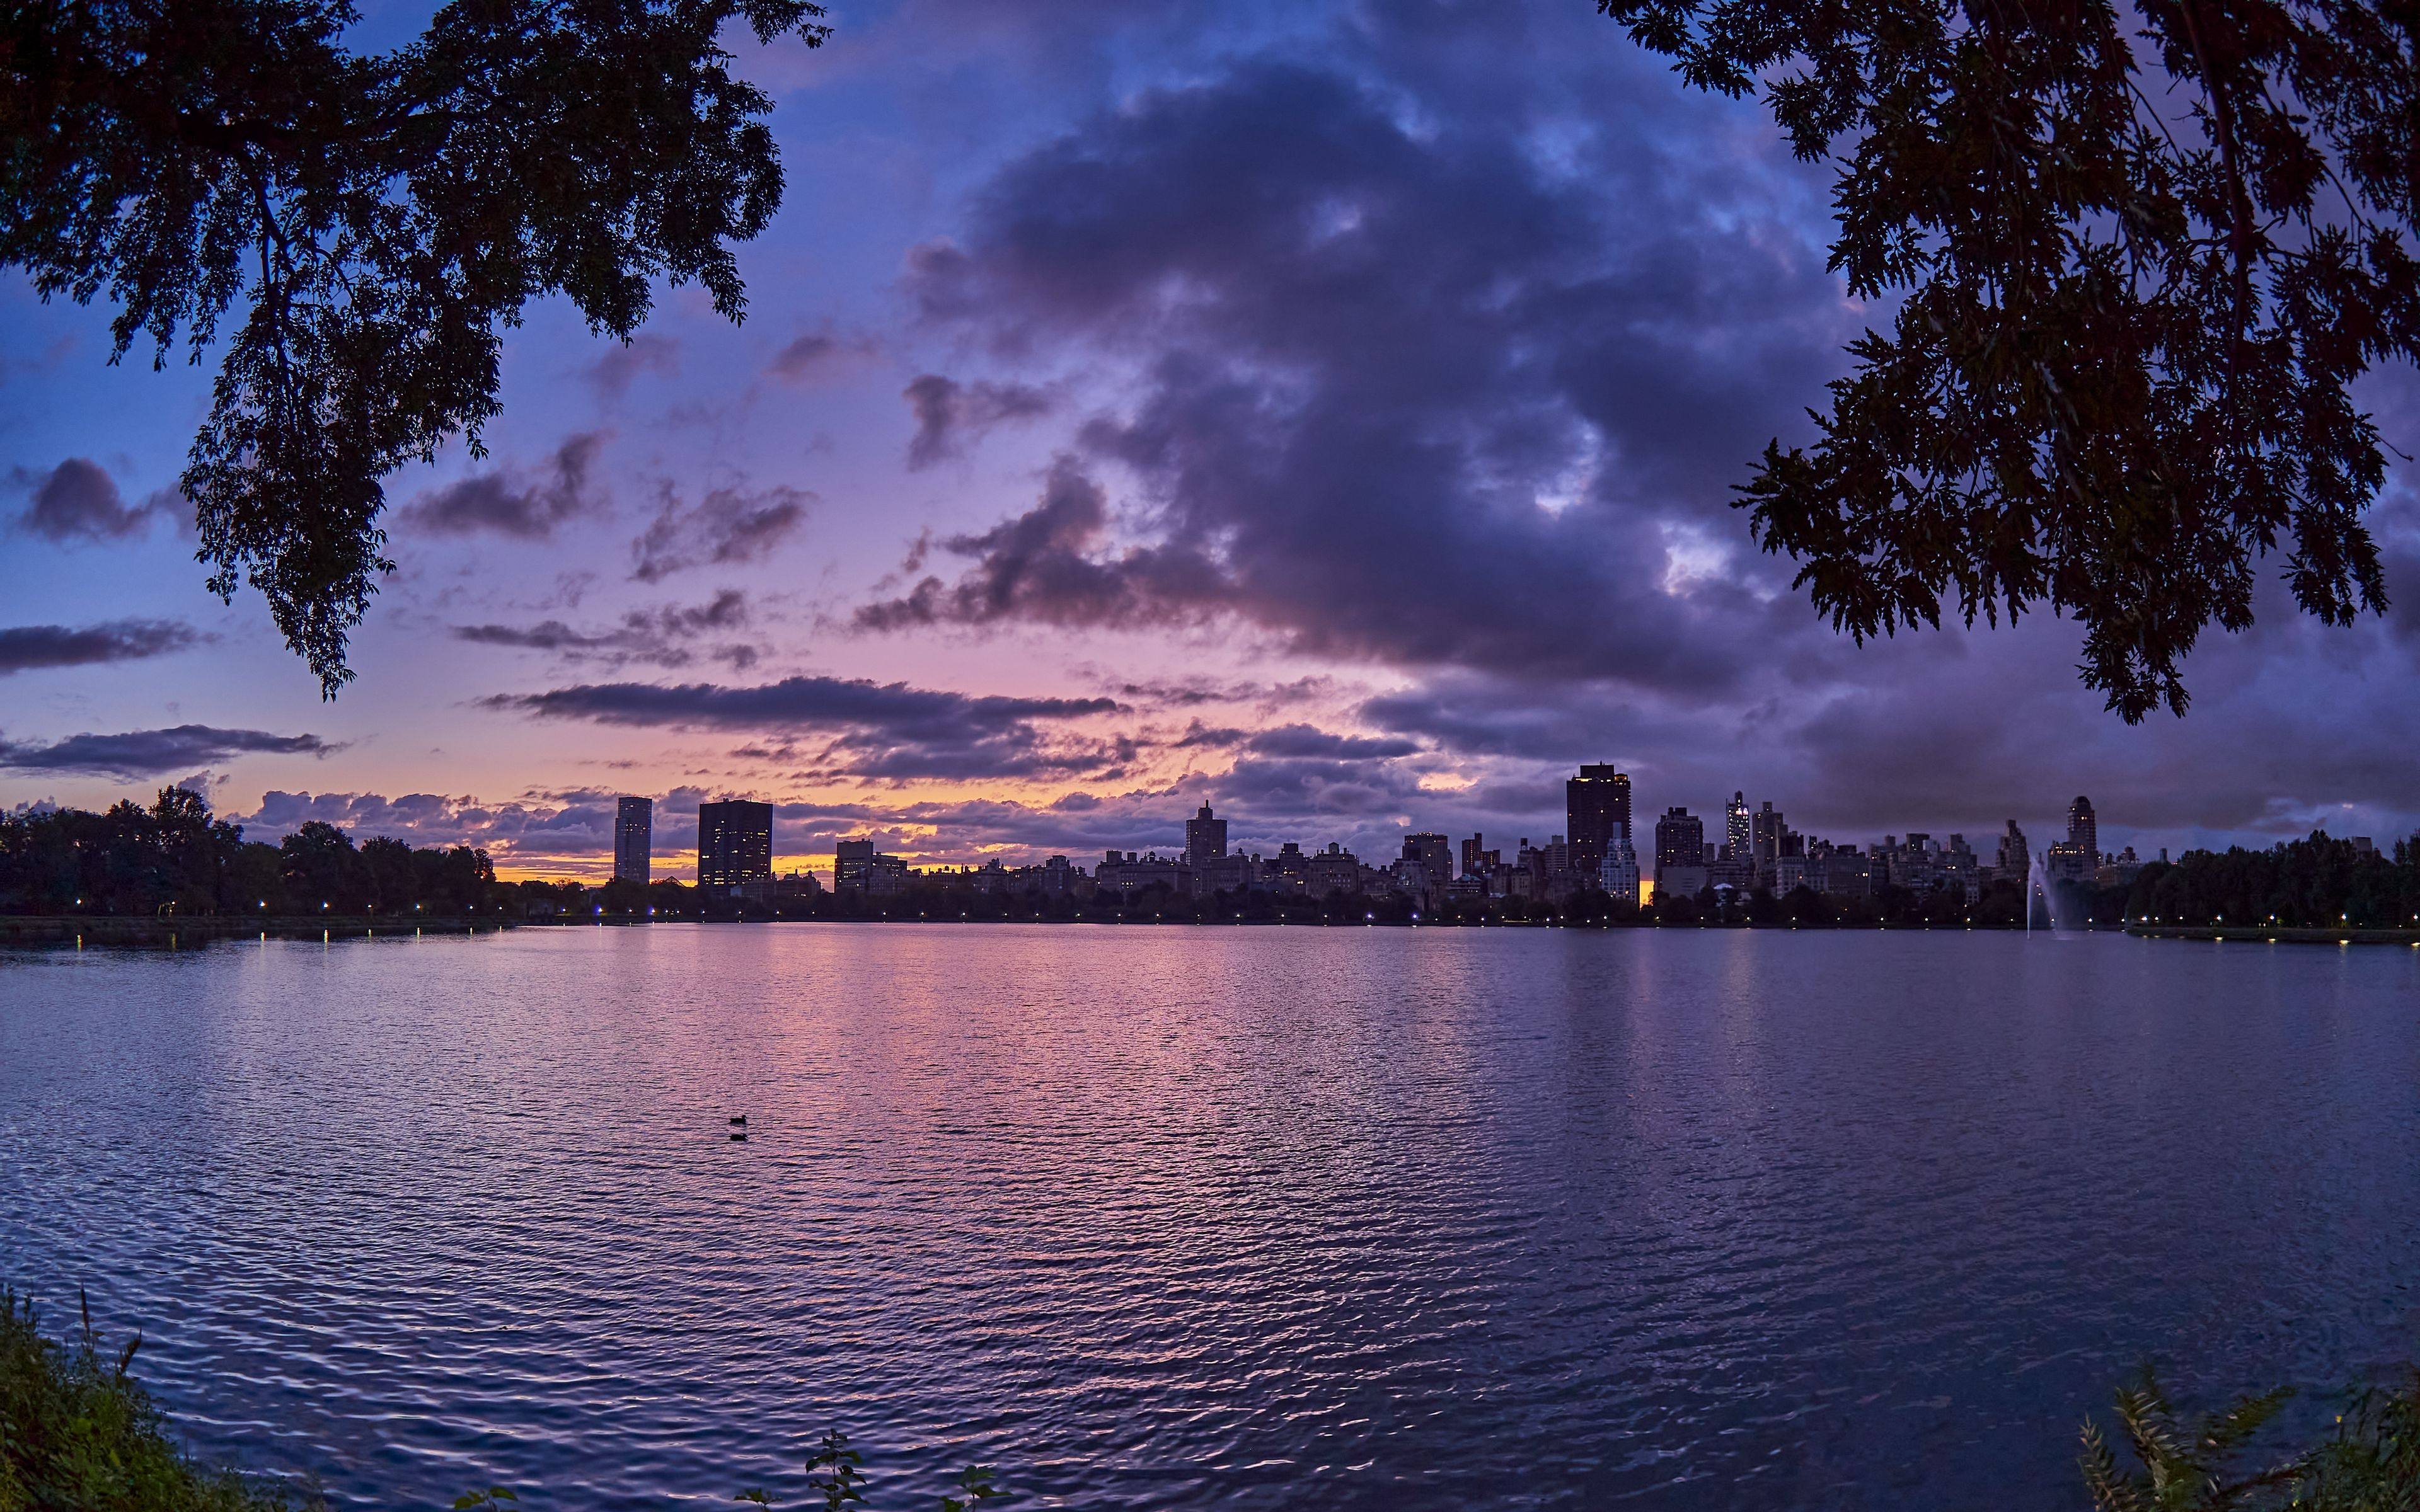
0 1290 286 1512
2082 1368 2420 1511
2 1292 998 1511
17 1284 2420 1509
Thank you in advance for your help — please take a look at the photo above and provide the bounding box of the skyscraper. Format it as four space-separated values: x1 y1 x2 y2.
1749 801 1786 889
1598 833 1641 905
1565 764 1632 881
1726 791 1750 863
614 796 652 885
1654 807 1705 872
698 799 774 890
2067 796 2098 864
834 837 875 891
1997 820 2029 875
1185 803 1228 870
1403 833 1453 891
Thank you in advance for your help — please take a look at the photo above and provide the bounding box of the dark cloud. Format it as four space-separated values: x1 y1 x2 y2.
1348 597 2420 857
902 374 1055 468
1172 723 1251 748
0 619 199 675
9 459 174 541
486 674 1125 781
1242 723 1419 760
586 335 680 398
2384 543 2420 645
233 789 630 870
452 589 758 669
882 58 1845 692
0 725 337 778
631 482 810 582
404 433 609 539
770 331 877 382
856 457 1229 630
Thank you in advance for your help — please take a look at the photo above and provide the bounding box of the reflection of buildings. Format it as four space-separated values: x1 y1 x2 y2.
614 797 652 885
698 800 773 890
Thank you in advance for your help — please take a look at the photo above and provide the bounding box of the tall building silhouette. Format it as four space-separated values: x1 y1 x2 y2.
698 799 774 889
1726 791 1750 862
1565 765 1632 881
1654 807 1705 872
1184 803 1228 869
2066 795 2097 862
1750 801 1786 888
1598 833 1641 905
614 796 652 885
834 837 875 891
1403 832 1453 886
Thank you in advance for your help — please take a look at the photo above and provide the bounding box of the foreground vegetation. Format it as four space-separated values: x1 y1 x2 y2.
0 1291 281 1512
0 1293 997 1512
2082 1370 2420 1511
13 1285 2420 1509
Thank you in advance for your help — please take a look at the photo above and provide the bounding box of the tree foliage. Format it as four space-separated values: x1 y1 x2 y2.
0 0 827 694
0 786 498 915
2080 1368 2420 1512
2128 830 2420 926
0 1289 291 1512
1598 0 2420 719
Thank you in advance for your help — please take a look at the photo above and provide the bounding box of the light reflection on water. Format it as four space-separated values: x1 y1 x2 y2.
3 925 2418 1509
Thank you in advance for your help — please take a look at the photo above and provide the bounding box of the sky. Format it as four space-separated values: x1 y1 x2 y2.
7 0 2420 882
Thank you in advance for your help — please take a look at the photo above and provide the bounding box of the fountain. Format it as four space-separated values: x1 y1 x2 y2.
2026 849 2065 934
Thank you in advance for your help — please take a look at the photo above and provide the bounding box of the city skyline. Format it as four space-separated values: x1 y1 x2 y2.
590 773 2170 900
6 3 2417 881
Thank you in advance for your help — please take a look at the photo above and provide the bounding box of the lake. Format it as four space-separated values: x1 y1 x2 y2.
4 925 2418 1509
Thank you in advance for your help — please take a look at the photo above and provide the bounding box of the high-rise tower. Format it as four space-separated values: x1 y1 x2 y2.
1749 801 1786 888
614 796 652 885
1566 765 1632 881
1184 803 1228 870
698 800 774 890
2067 796 2098 864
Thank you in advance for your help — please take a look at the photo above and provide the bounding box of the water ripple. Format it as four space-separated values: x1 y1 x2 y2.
4 927 2419 1509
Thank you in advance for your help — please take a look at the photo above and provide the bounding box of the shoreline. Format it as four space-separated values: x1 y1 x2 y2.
2126 922 2420 947
18 917 2409 946
0 915 509 946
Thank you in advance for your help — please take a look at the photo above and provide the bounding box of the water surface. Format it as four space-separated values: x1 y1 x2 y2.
4 925 2418 1509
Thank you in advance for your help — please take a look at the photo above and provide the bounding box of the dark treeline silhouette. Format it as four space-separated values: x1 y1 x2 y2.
0 787 499 917
2125 833 2420 930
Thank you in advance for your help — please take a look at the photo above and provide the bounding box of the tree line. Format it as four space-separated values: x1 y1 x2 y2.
0 787 499 918
2124 833 2420 930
